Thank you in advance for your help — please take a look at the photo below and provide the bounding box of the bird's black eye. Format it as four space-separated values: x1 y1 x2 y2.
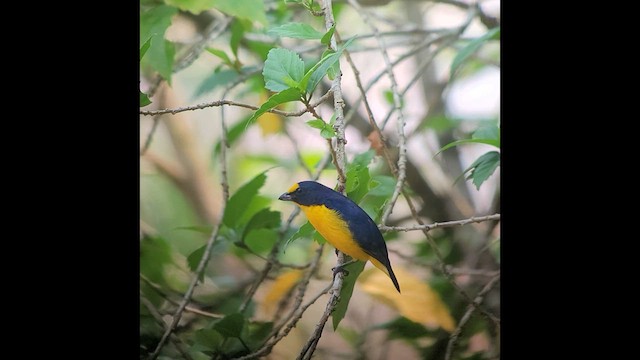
295 187 301 193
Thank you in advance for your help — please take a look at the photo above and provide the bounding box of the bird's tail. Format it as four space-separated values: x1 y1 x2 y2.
370 258 401 293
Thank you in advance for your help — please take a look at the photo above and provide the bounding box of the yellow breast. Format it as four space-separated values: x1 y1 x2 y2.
298 204 370 261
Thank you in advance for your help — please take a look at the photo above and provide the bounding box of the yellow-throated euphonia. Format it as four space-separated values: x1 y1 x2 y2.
279 181 401 293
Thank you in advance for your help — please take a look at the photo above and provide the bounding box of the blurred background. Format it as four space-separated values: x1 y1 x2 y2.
140 0 500 358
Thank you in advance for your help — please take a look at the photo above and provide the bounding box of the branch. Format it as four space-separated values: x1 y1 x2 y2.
445 274 501 360
148 225 222 360
140 115 162 155
139 90 333 117
141 296 195 360
140 275 224 319
343 0 408 226
379 214 500 232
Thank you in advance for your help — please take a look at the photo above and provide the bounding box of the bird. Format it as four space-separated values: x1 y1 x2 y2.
278 180 400 293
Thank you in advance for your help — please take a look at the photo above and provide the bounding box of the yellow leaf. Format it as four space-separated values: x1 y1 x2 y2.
257 91 283 136
359 266 456 332
261 269 303 315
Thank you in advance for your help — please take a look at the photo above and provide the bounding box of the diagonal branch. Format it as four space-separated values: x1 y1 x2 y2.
148 225 222 360
445 274 501 360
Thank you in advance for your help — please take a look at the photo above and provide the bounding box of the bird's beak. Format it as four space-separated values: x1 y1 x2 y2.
278 192 293 201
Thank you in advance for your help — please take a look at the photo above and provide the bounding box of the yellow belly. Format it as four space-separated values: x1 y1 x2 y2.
299 204 371 261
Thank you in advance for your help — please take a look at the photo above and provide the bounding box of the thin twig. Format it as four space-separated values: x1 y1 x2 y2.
380 214 500 232
344 0 408 225
141 296 195 360
148 225 222 360
139 90 333 117
140 275 224 319
445 274 501 360
140 115 162 155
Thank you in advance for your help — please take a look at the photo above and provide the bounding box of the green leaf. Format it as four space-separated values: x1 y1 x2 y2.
332 260 366 330
437 138 500 155
230 20 245 58
140 236 173 285
241 209 281 241
321 24 336 45
140 37 152 61
450 26 500 78
375 317 432 339
174 225 214 234
306 119 336 139
140 5 177 83
473 123 500 146
267 22 324 39
164 0 215 14
140 90 152 107
284 221 315 251
306 119 326 129
213 115 252 157
247 87 302 123
223 171 268 229
300 37 355 94
214 313 246 338
193 328 224 352
187 244 206 275
263 48 306 92
464 151 500 190
244 321 274 350
211 0 267 25
194 68 239 97
346 150 375 204
367 175 395 197
243 228 279 254
206 47 233 66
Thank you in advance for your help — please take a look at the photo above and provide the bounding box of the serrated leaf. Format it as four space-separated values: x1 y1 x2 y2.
206 47 233 66
267 22 324 39
263 48 305 92
464 151 500 190
450 26 500 78
360 266 456 332
261 269 303 314
211 0 267 25
223 171 268 229
321 24 336 45
241 209 281 241
301 37 354 94
140 90 152 107
248 88 302 123
332 260 366 330
214 313 246 338
140 5 177 83
140 37 152 61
